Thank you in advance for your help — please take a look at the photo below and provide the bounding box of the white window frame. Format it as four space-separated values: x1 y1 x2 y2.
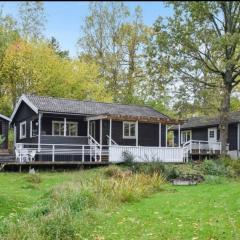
52 121 64 136
20 121 27 139
181 130 192 144
66 121 78 137
52 120 78 136
30 120 38 138
123 121 136 139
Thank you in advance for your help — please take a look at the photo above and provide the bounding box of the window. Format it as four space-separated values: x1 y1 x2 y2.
20 121 26 139
209 130 215 138
123 121 136 139
30 119 38 137
66 122 78 136
52 121 64 136
52 120 78 136
181 130 192 144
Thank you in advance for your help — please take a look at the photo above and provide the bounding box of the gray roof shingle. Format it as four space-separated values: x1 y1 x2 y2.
178 112 240 129
25 95 169 119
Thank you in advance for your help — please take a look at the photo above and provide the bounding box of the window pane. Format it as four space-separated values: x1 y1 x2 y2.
22 124 26 136
67 123 77 136
130 123 135 136
32 120 38 137
209 131 214 138
124 123 129 137
53 122 59 135
60 123 64 135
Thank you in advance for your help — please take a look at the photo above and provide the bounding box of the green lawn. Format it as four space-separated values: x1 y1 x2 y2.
0 172 81 218
81 181 240 240
0 171 240 239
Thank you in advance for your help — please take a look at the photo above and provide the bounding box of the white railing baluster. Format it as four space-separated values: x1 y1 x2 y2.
52 145 55 162
82 145 84 162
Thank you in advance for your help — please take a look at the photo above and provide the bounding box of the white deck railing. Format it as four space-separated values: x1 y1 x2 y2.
15 143 108 163
109 145 184 163
182 140 225 161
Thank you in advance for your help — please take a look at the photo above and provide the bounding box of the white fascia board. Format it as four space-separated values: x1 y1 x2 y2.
0 114 10 122
10 94 38 123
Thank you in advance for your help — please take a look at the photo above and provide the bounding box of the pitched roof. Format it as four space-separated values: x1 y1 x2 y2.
178 111 240 129
0 114 10 122
17 94 170 119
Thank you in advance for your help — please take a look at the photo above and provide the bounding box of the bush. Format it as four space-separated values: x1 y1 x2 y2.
104 165 132 178
201 160 227 176
122 151 135 165
130 162 166 176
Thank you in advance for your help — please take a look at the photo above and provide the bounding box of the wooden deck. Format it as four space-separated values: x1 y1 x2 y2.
0 161 111 172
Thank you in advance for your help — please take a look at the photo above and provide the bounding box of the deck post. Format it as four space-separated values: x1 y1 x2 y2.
159 123 161 147
64 118 67 136
100 119 102 145
87 120 90 137
238 123 240 157
13 124 16 149
82 145 84 162
109 119 112 146
38 113 42 152
52 145 55 162
136 121 138 146
165 125 168 147
178 124 181 147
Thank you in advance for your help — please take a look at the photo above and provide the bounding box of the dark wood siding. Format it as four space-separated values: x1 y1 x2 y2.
138 122 159 146
228 123 237 150
41 114 87 136
102 120 161 146
13 102 38 143
173 123 238 150
41 136 88 145
0 119 9 149
112 121 136 145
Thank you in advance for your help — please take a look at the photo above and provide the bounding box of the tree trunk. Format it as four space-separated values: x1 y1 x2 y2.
219 84 231 155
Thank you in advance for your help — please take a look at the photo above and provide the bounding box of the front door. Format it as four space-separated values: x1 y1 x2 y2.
208 127 217 142
208 127 217 150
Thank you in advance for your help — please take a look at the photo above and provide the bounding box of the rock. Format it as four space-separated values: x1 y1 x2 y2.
29 168 35 174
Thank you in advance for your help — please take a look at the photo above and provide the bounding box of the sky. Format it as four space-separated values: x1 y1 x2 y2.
1 1 173 58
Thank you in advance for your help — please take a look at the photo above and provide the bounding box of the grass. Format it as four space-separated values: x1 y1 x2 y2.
0 171 85 218
83 180 240 240
0 166 240 239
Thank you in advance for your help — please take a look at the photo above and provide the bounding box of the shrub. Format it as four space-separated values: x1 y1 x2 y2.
122 151 134 165
103 165 132 178
201 160 227 176
129 162 166 176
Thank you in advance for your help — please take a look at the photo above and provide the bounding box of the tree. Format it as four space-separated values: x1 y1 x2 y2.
0 40 112 108
48 37 69 59
150 2 240 154
18 1 46 40
78 2 129 101
115 6 150 103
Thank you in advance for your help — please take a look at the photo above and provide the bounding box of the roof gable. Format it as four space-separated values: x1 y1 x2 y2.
24 94 169 119
10 95 38 122
178 112 240 129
